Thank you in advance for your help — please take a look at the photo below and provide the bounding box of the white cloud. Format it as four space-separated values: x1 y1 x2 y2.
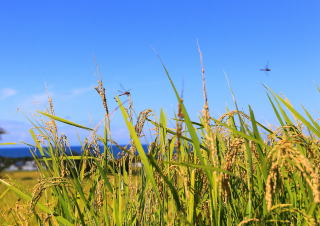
0 88 17 100
17 92 54 113
65 86 94 98
0 120 30 145
20 86 93 108
30 93 52 105
71 86 93 95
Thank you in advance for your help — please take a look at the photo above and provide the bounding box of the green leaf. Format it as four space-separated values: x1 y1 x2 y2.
0 179 73 226
115 96 161 203
148 155 184 212
37 111 93 130
0 142 17 145
268 89 320 137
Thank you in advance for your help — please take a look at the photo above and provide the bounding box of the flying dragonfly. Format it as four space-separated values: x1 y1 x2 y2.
0 127 5 140
260 61 271 74
118 91 131 97
117 84 132 97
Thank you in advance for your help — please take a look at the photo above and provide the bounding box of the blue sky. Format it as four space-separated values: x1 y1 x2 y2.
1 0 320 145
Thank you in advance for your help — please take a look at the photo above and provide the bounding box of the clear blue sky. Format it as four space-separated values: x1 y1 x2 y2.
1 0 320 145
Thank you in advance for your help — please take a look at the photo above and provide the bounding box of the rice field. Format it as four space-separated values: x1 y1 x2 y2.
0 65 320 225
0 171 40 224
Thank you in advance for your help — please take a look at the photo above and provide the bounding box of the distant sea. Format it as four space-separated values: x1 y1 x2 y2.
0 145 148 158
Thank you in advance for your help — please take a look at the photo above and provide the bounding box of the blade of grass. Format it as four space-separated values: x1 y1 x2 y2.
37 111 93 131
0 179 73 226
115 96 161 203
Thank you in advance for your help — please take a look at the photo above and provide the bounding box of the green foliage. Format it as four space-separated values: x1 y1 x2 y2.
1 74 320 225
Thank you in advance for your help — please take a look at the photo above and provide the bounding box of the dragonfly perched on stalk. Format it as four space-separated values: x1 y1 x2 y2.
117 84 134 122
117 84 132 97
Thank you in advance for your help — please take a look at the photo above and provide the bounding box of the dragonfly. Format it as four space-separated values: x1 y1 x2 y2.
0 127 5 140
117 84 132 97
260 61 271 73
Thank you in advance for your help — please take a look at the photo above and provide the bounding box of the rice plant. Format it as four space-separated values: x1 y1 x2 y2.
0 63 319 225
